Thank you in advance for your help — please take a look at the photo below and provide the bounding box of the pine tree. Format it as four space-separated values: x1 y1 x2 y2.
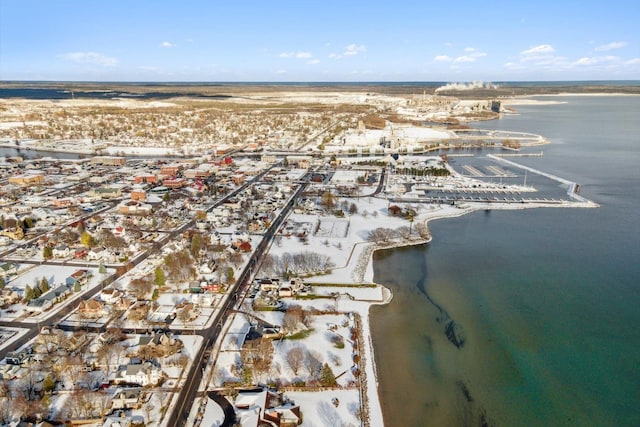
24 285 34 302
43 245 53 259
40 277 49 293
154 267 166 288
320 363 337 387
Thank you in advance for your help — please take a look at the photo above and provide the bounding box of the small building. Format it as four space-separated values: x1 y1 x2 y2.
66 269 90 287
90 156 126 166
78 299 105 318
160 164 182 176
8 173 45 186
163 178 187 189
0 262 17 277
133 174 158 184
111 388 143 410
131 189 147 201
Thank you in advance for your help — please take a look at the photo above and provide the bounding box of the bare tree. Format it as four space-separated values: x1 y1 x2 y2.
304 350 323 379
286 347 305 376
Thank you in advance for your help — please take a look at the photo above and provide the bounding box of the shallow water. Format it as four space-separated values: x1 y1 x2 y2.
371 96 640 426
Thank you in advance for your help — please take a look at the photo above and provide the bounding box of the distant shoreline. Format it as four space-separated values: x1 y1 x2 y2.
1 80 640 99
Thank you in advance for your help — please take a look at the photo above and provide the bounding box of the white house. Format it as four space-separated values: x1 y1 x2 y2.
118 361 162 386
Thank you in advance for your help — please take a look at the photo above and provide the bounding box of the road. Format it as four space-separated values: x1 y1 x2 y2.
168 176 309 426
0 164 278 357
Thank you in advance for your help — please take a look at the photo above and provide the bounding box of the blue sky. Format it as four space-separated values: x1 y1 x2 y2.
1 0 639 81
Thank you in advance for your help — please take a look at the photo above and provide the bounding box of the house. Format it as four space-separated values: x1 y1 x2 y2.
53 197 75 208
0 262 17 277
264 407 303 427
74 249 88 259
388 205 403 216
66 269 90 287
100 288 122 304
5 349 30 365
130 189 147 201
111 388 143 410
103 415 133 427
119 201 152 214
52 244 71 259
278 284 294 298
26 297 53 313
117 361 163 386
231 173 245 185
87 248 105 261
0 227 24 240
258 278 280 292
0 288 20 306
78 299 106 318
8 173 45 186
234 388 302 427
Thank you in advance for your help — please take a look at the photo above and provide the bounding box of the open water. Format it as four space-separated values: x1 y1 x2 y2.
371 95 640 426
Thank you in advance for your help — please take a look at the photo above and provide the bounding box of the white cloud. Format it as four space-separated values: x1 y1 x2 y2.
159 41 176 48
574 57 598 66
625 58 640 65
595 41 627 51
279 51 313 59
275 69 287 75
521 44 555 56
574 55 620 66
454 49 486 63
344 44 366 56
63 52 117 67
307 59 320 65
433 55 452 62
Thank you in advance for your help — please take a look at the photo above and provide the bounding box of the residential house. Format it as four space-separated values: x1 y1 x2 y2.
0 288 20 306
78 299 106 318
100 288 122 304
26 297 53 313
111 388 143 410
0 262 17 277
231 173 245 186
388 205 403 216
258 278 280 293
87 248 105 261
117 361 163 386
0 227 24 240
52 244 71 259
66 269 90 287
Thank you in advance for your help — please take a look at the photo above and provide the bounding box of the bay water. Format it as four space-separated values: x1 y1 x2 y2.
371 95 640 426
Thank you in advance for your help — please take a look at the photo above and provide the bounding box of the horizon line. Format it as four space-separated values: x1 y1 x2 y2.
2 79 640 85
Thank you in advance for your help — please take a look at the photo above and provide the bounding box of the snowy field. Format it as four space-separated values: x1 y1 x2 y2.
288 389 361 427
314 218 350 238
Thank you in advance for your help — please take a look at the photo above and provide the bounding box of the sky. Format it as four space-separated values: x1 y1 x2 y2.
1 0 639 82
